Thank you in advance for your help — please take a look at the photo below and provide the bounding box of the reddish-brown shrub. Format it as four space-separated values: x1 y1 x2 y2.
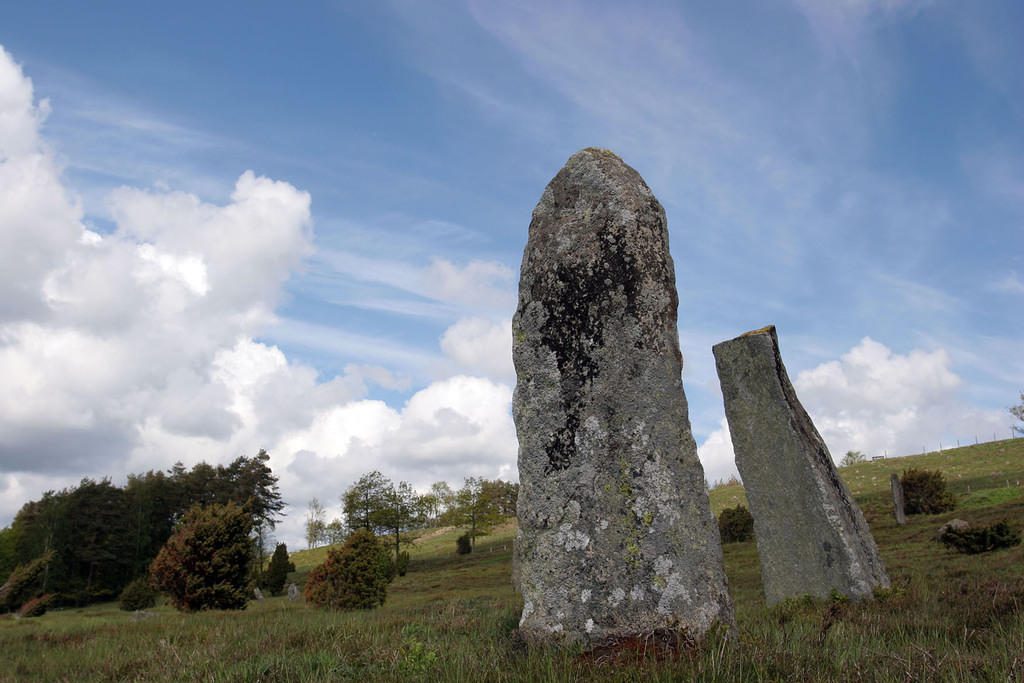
17 593 53 618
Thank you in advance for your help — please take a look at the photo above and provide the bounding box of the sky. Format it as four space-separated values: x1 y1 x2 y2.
0 1 1021 549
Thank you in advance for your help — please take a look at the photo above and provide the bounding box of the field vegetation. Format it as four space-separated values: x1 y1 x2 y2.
2 438 1023 681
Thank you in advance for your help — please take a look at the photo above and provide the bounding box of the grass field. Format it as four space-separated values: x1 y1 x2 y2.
3 438 1023 681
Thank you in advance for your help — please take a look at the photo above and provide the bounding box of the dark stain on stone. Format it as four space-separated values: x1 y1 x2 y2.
536 221 649 474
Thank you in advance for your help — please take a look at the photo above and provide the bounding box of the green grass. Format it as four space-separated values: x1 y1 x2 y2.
4 438 1024 681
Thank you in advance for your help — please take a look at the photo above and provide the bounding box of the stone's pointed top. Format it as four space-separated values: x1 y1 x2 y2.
539 148 655 216
575 146 623 161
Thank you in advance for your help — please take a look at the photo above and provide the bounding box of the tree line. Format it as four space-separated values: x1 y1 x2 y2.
304 472 519 557
0 453 519 613
0 450 283 607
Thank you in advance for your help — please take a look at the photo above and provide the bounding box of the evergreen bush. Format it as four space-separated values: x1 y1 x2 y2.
940 520 1021 554
119 577 157 611
149 501 253 611
900 469 957 515
718 504 755 543
380 540 397 583
456 533 472 555
396 550 410 577
304 529 388 610
265 543 292 596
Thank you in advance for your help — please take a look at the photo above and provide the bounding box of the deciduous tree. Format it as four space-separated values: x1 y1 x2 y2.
1012 391 1024 436
451 477 503 552
342 471 390 532
305 498 327 549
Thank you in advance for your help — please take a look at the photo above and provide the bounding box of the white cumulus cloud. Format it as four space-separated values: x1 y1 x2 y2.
439 316 513 381
0 45 521 549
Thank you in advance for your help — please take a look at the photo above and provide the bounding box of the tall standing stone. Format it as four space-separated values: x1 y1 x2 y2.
513 148 734 646
713 326 889 605
890 473 907 525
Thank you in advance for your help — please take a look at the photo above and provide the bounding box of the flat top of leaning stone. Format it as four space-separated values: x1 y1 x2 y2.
738 325 776 339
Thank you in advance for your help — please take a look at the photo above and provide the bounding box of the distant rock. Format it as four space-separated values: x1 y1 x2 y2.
513 148 734 647
287 583 299 601
253 587 264 601
936 519 970 540
130 610 157 622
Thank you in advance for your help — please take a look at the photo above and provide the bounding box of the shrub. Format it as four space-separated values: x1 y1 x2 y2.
456 533 472 555
119 577 157 611
718 505 755 543
0 550 54 613
380 541 397 583
396 550 410 577
840 450 866 467
940 520 1021 554
304 529 388 610
265 543 292 596
149 501 253 612
900 469 957 515
16 594 52 618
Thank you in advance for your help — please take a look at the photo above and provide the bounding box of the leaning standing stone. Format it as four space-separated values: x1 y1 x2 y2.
713 326 889 605
890 473 907 525
513 148 734 647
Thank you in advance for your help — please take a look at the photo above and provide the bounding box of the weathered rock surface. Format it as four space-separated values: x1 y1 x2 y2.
287 582 300 601
936 519 970 540
253 587 264 601
713 326 889 605
513 148 734 647
891 473 907 525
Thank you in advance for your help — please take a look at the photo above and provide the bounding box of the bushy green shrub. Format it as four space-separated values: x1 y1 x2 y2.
16 593 52 618
456 533 472 555
119 577 157 611
940 520 1021 554
396 550 410 577
304 529 388 610
901 469 957 514
718 505 755 543
265 543 293 596
380 541 397 583
149 501 253 612
0 550 54 613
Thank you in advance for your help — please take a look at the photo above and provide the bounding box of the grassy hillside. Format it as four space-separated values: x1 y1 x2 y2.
3 438 1023 681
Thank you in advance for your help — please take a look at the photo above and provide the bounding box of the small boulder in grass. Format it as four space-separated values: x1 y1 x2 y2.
936 519 970 540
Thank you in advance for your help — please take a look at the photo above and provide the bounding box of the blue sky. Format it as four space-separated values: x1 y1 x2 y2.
0 1 1021 547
